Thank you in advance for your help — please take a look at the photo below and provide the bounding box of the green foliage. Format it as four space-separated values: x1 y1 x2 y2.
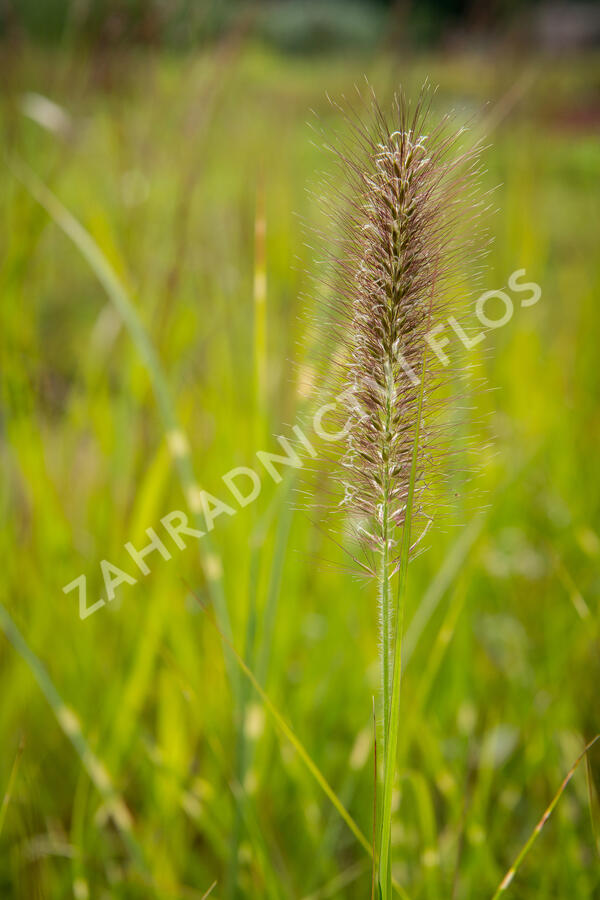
0 42 599 899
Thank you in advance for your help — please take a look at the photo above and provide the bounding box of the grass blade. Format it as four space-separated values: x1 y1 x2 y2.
402 512 486 666
0 735 24 837
8 158 237 696
586 751 600 856
225 182 270 897
187 585 411 899
190 584 370 851
491 734 600 898
0 602 147 872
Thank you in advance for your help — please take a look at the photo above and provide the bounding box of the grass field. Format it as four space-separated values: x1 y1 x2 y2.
1 39 599 899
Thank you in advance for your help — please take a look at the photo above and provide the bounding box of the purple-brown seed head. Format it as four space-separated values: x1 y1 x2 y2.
316 86 488 573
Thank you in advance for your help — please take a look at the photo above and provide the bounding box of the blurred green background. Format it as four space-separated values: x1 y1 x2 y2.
1 1 600 898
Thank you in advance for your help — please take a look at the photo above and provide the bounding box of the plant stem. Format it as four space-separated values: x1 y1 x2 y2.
379 535 391 767
379 358 395 766
377 357 395 893
490 734 600 900
378 343 429 899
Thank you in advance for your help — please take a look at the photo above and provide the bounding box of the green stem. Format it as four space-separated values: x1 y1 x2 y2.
490 734 600 900
379 536 391 768
379 358 395 767
378 344 429 898
377 358 395 897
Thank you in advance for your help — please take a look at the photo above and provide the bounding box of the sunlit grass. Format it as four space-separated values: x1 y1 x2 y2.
0 41 599 898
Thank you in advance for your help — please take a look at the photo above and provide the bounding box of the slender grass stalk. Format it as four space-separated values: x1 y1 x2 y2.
226 547 259 899
0 602 146 871
189 584 372 853
371 697 378 900
379 362 394 763
8 157 238 697
379 342 429 896
587 753 600 857
253 177 268 449
379 552 391 760
0 735 24 838
399 582 467 763
0 602 219 899
402 510 485 663
186 585 412 899
317 87 487 898
226 180 270 898
256 473 295 686
491 734 599 898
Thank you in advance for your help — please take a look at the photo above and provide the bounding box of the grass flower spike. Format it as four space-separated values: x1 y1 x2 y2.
321 86 487 897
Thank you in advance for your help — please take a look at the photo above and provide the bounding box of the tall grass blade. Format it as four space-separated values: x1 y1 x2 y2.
402 512 485 665
0 601 147 872
225 183 270 898
8 158 237 697
586 752 600 856
187 585 411 899
0 735 24 837
371 697 378 900
253 176 268 448
490 734 600 898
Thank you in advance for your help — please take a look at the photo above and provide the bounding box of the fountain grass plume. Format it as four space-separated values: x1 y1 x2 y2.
315 84 488 898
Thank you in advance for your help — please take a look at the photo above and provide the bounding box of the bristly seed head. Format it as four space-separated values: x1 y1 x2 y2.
316 85 488 574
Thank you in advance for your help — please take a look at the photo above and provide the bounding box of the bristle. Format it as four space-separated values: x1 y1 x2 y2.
315 85 486 571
